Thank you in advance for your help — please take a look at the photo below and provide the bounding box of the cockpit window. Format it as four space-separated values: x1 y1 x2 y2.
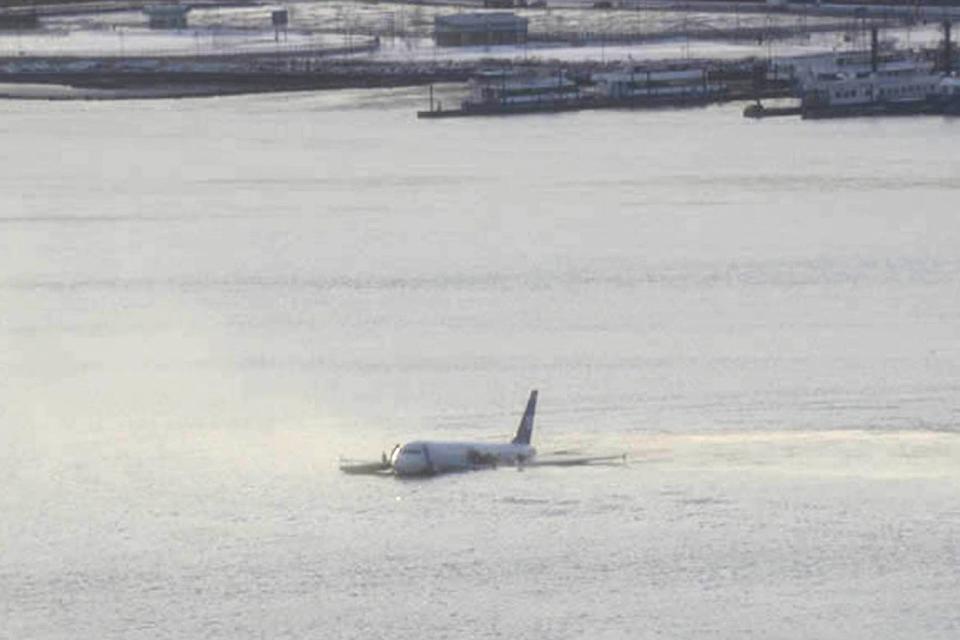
404 448 423 455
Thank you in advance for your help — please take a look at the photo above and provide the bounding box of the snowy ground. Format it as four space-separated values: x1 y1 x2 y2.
353 22 947 65
39 1 851 42
0 28 356 58
361 36 781 64
1 22 945 64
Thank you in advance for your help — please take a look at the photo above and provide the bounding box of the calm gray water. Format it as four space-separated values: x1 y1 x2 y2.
2 89 960 639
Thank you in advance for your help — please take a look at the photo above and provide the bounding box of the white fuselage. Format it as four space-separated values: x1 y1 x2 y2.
390 440 537 476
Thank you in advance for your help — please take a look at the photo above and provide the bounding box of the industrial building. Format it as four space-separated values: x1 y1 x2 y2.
0 12 39 30
143 4 191 30
434 13 529 47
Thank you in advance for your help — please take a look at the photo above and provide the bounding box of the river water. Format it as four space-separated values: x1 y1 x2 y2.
2 89 960 638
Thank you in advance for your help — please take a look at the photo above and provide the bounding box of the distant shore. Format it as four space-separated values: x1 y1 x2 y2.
2 0 955 100
0 67 473 100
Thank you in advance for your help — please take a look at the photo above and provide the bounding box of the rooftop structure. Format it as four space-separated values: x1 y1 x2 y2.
434 12 528 47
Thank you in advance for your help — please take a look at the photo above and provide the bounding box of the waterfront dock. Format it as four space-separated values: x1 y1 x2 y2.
416 67 793 119
417 94 731 118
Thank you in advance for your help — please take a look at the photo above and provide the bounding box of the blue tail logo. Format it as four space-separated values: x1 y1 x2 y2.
511 390 537 445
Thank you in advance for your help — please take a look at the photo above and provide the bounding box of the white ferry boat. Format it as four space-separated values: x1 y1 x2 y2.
592 67 726 104
463 70 580 111
799 59 943 118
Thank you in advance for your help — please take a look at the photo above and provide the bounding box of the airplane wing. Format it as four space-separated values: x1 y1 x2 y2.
338 458 393 476
337 453 627 476
524 454 627 468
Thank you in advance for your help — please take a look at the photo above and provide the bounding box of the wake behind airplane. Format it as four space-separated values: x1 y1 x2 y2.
339 390 625 477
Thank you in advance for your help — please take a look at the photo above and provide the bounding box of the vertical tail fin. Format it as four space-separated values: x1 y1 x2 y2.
511 390 537 445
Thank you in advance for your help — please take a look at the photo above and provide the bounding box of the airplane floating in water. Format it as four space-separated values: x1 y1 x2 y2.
339 390 625 477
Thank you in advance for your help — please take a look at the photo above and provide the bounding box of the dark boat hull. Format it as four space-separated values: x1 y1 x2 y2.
802 99 939 119
418 92 726 119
